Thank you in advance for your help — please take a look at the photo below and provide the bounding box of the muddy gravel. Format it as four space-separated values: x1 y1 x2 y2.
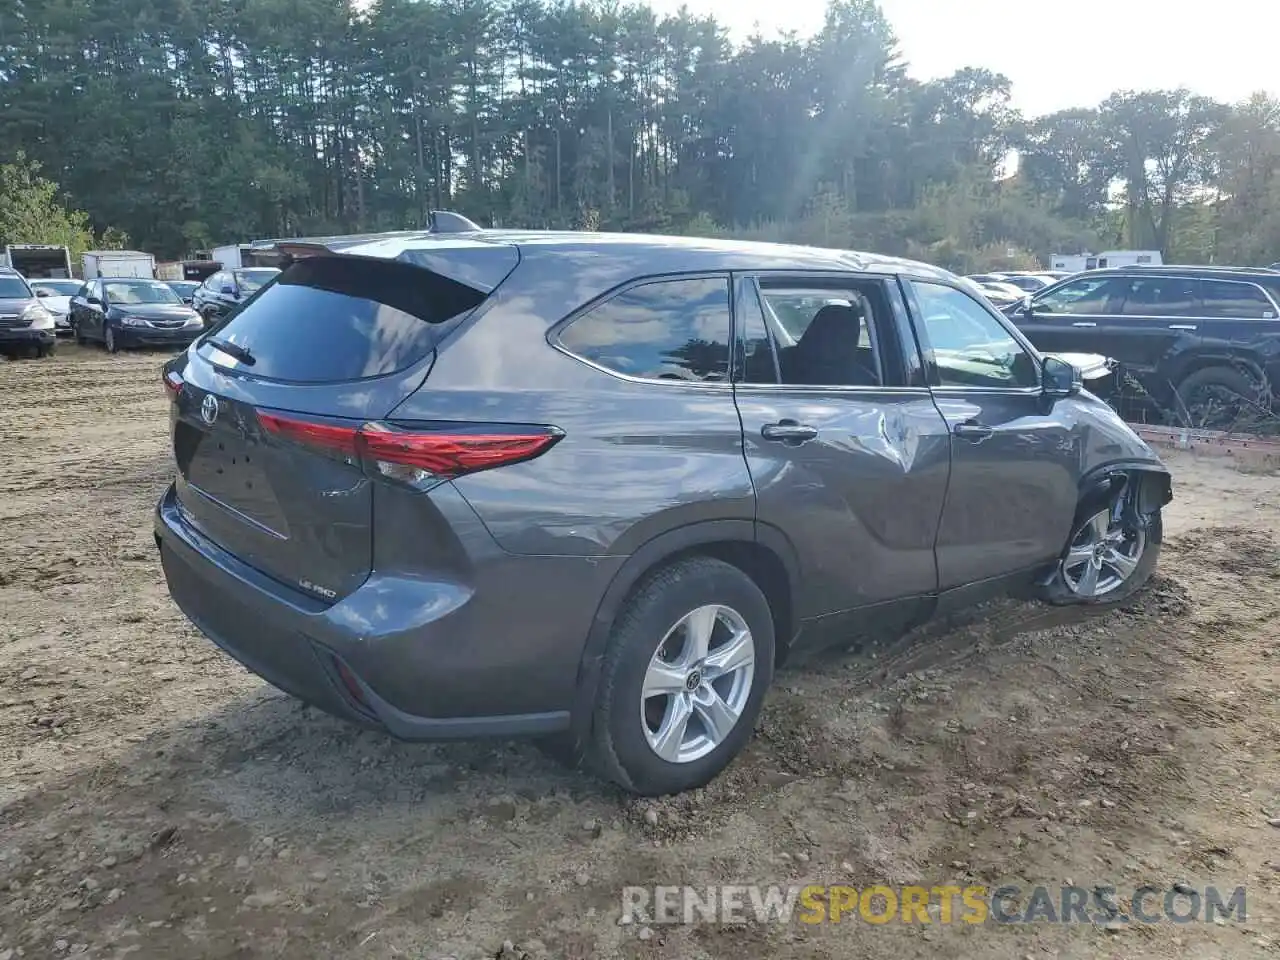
2 345 1279 959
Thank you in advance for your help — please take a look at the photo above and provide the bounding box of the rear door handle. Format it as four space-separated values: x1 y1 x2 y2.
953 421 995 441
1071 321 1097 328
1168 324 1197 331
761 420 819 444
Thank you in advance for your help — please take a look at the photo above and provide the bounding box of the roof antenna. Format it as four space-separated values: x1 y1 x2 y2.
428 211 482 233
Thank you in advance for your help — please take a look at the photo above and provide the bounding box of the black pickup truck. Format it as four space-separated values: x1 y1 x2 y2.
1005 265 1280 427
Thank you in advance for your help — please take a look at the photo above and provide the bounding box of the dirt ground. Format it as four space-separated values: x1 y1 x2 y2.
2 344 1279 960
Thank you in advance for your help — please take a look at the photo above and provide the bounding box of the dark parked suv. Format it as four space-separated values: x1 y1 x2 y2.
1006 265 1280 425
155 226 1173 795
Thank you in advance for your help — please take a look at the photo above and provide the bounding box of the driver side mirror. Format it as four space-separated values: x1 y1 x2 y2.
220 284 237 296
1018 294 1034 315
1042 355 1081 398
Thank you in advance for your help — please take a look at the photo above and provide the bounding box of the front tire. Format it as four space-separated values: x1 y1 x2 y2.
1040 502 1162 606
590 557 775 796
105 326 120 354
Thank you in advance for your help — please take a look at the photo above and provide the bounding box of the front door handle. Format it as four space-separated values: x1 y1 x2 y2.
953 421 995 442
761 420 819 444
1071 321 1097 328
1168 324 1197 331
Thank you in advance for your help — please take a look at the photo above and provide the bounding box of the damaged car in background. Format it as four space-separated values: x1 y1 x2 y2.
154 223 1173 796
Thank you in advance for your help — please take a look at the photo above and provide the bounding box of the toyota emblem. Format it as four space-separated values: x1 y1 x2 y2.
200 394 219 426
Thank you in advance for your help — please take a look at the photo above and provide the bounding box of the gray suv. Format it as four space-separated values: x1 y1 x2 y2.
155 225 1172 795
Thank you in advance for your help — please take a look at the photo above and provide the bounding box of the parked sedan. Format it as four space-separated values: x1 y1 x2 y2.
156 224 1173 796
71 277 204 353
30 278 83 337
191 268 280 326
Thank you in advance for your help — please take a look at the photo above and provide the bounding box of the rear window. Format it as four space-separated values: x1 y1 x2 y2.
200 256 486 383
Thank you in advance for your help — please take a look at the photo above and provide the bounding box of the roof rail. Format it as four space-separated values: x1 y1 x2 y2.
428 210 482 233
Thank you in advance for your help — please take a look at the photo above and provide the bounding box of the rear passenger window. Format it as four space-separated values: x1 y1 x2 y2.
757 284 885 386
1199 280 1276 319
558 277 731 382
200 256 486 383
1118 277 1199 317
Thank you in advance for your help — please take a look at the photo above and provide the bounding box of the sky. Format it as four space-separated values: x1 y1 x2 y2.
646 0 1280 118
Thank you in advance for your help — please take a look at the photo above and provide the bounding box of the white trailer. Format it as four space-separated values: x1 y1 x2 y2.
82 250 156 280
1049 250 1163 272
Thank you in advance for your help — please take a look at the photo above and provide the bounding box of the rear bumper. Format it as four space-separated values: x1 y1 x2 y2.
155 483 615 739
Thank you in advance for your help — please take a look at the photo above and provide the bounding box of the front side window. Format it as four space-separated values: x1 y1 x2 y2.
1033 276 1128 315
1199 280 1277 319
557 276 732 382
911 281 1038 389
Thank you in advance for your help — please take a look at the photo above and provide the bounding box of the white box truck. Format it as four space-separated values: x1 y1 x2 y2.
82 250 156 279
3 244 73 278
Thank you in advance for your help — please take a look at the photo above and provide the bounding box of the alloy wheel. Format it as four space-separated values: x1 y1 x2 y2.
640 604 755 764
1061 508 1146 598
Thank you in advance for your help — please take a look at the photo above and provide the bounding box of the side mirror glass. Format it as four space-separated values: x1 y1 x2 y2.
1042 355 1081 398
1020 295 1034 314
221 284 236 295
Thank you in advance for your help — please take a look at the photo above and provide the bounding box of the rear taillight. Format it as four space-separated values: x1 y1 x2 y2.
257 411 562 487
257 412 360 457
163 370 184 398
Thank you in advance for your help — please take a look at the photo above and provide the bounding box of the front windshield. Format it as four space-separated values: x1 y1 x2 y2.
33 280 81 296
104 280 182 305
236 269 278 294
0 276 33 298
167 282 199 295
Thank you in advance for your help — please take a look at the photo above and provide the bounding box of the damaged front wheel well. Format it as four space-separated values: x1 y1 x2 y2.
1078 465 1172 525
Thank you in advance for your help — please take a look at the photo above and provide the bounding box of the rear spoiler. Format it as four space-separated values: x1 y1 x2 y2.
249 212 517 294
250 210 483 258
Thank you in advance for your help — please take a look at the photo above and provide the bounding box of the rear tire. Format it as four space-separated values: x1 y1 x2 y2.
1175 365 1269 429
1039 501 1162 607
589 557 775 796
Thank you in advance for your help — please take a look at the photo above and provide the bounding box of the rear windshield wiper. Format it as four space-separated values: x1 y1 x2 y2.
204 337 256 366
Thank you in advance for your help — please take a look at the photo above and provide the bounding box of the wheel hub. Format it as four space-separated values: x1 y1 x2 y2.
1061 507 1146 599
640 604 755 765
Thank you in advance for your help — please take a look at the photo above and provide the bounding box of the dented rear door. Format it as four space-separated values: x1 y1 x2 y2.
731 273 951 629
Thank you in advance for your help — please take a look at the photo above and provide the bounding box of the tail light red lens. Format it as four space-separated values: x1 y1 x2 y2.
163 370 184 398
257 411 562 484
257 412 361 457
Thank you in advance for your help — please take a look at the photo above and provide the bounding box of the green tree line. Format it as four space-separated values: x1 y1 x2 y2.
1 0 1277 269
